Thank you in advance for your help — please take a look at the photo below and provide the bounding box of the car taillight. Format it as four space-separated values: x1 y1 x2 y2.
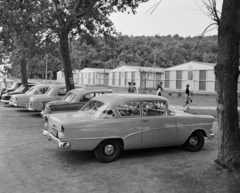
46 106 51 113
58 126 65 139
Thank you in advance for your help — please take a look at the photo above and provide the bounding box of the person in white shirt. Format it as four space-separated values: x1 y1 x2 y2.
0 79 8 96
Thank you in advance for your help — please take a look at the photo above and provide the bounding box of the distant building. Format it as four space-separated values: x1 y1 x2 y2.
79 68 110 86
108 65 165 92
57 70 81 84
164 61 240 93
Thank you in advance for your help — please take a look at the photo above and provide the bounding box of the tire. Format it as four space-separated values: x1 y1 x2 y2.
94 140 122 163
183 131 205 152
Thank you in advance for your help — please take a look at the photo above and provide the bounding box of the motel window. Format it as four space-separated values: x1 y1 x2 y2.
131 72 135 82
119 72 121 85
165 71 170 88
88 73 91 84
176 71 182 89
112 72 115 85
199 70 206 91
188 70 193 80
124 72 128 86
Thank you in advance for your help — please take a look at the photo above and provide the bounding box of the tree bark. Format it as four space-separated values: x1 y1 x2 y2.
59 32 75 92
215 0 240 171
20 54 28 86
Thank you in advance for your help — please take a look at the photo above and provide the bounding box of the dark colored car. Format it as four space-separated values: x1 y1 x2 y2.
41 87 113 117
1 82 38 104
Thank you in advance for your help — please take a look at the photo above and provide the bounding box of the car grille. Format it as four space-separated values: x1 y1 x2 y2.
2 96 11 100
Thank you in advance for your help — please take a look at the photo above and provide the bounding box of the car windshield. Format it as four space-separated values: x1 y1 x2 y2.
45 86 58 96
25 87 35 94
81 100 115 118
63 92 78 103
9 82 18 90
14 85 25 92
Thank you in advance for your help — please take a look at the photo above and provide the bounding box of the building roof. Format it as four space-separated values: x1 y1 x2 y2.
80 68 111 73
165 61 216 71
110 65 165 73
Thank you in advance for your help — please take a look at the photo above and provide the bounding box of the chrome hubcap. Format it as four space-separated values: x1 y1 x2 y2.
104 144 114 155
189 136 198 146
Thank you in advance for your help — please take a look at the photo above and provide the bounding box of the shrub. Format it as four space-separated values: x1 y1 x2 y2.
178 92 182 97
168 92 173 96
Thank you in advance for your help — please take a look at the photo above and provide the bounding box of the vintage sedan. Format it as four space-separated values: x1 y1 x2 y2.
43 94 215 163
41 87 113 117
9 84 51 107
26 84 85 111
1 82 38 104
0 80 20 99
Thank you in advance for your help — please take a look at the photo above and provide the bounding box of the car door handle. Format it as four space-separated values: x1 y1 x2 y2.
142 119 149 122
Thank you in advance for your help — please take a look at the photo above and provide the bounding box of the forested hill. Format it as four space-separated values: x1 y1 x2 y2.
69 34 218 70
21 35 218 78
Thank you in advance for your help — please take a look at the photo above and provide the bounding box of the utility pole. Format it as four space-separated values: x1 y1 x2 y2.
45 53 48 80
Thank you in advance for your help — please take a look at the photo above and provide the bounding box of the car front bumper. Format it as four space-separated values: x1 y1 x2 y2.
1 99 9 104
207 133 215 139
43 130 70 149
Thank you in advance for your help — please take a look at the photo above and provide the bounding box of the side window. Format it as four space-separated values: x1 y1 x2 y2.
80 93 95 102
58 88 66 96
117 101 140 117
95 91 112 97
40 87 48 94
142 101 167 116
34 91 39 95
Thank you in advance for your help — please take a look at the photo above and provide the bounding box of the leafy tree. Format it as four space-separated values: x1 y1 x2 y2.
24 0 149 91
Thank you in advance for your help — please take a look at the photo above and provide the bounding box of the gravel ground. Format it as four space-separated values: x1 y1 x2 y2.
0 103 240 193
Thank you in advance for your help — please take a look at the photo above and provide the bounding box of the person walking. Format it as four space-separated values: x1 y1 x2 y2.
183 84 192 110
0 78 8 99
156 82 164 96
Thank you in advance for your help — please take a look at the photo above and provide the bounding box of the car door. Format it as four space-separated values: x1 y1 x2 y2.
142 101 178 147
116 101 143 150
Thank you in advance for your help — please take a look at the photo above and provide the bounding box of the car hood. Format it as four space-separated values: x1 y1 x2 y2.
12 93 32 99
5 91 23 96
30 94 54 101
47 100 69 106
50 111 99 125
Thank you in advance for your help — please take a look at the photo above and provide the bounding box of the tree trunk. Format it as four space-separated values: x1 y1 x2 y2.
20 54 28 86
59 32 75 92
215 0 240 171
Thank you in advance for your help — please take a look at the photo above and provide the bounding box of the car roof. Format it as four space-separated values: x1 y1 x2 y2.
70 87 113 95
93 93 168 107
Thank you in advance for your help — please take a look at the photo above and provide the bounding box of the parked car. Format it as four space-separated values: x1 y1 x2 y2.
0 79 18 99
9 84 52 107
26 84 85 111
1 82 38 104
43 94 215 163
41 87 113 117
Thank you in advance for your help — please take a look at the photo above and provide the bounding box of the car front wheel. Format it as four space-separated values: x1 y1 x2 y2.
94 140 122 163
183 131 205 152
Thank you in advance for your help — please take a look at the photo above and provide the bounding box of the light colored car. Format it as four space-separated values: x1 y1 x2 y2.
26 84 85 111
43 94 215 163
1 82 38 104
9 84 51 107
41 87 113 117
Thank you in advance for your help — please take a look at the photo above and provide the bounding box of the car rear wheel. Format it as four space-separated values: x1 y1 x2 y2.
94 140 122 163
183 131 205 152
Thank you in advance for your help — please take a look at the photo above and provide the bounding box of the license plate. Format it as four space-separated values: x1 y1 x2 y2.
51 129 58 137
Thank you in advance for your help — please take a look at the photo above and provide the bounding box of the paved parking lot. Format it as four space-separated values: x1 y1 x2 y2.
0 103 239 193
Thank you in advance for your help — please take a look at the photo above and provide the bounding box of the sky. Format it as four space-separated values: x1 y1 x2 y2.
110 0 223 37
